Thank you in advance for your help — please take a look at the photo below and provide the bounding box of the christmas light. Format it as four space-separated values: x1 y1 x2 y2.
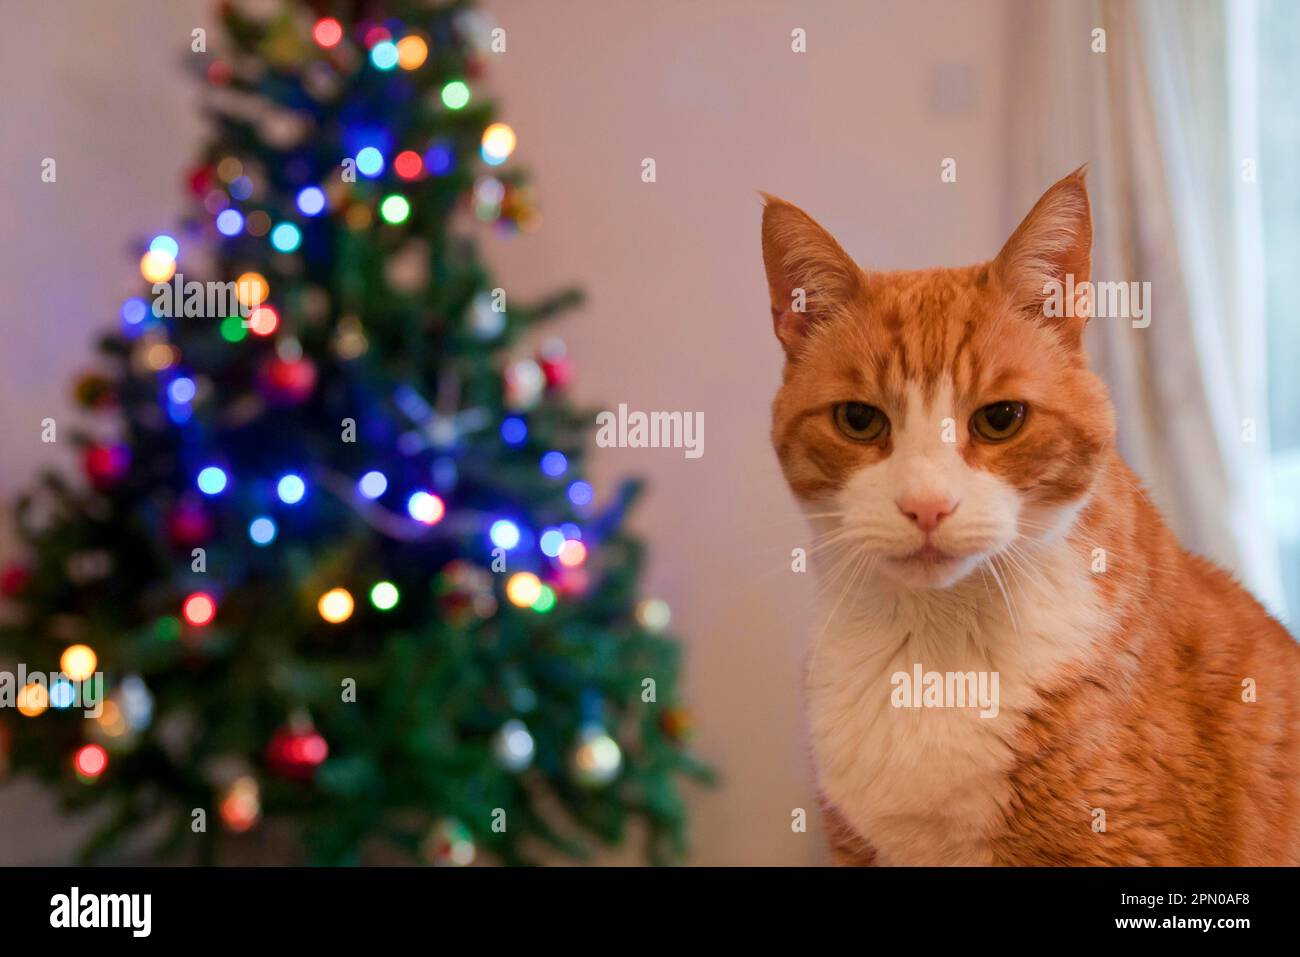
356 147 384 178
506 572 542 608
500 416 527 445
540 451 568 477
379 194 410 224
183 592 216 626
394 150 423 180
481 123 517 165
539 528 566 558
217 157 243 182
61 644 98 681
531 584 557 613
396 35 428 70
312 17 343 49
370 581 399 611
140 250 176 283
558 540 587 568
490 519 521 550
441 80 470 110
297 186 326 216
220 315 247 342
216 208 244 235
248 305 279 336
248 516 277 545
364 26 391 48
149 234 179 260
18 683 49 717
495 720 535 772
196 466 228 495
277 474 306 504
229 176 254 200
568 481 593 506
144 343 178 371
424 142 454 176
318 587 354 623
235 272 269 307
503 357 544 409
120 297 148 327
571 725 622 787
407 491 445 524
370 40 399 70
270 222 302 253
358 470 388 499
168 376 197 404
637 598 672 632
75 744 108 779
49 679 75 709
220 776 261 832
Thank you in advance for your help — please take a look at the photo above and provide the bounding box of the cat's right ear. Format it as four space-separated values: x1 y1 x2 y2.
760 194 862 356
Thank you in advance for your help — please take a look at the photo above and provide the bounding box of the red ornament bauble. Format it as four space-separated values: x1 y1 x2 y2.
83 444 130 490
188 166 214 197
207 60 233 85
265 726 329 781
0 564 31 597
167 500 213 548
540 356 574 390
258 356 317 406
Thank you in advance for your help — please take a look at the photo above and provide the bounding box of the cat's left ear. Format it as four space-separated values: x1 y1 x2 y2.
992 167 1093 350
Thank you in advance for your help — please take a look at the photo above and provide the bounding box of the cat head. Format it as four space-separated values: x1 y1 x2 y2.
763 169 1114 589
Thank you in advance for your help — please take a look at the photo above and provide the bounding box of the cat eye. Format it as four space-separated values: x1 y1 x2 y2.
833 402 889 443
971 401 1027 441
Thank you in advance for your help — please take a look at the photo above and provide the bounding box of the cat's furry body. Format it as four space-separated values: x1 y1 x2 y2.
763 171 1300 865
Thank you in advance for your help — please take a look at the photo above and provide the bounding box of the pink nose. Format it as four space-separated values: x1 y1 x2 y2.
897 495 958 533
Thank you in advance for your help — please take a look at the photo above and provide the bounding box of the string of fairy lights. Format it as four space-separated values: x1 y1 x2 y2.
8 11 679 846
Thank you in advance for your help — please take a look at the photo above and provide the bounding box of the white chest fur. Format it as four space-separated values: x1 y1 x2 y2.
806 542 1106 865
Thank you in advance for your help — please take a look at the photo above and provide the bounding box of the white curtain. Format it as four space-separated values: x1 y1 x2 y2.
1004 0 1287 616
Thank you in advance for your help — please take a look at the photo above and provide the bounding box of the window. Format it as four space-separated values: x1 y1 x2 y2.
1260 0 1300 620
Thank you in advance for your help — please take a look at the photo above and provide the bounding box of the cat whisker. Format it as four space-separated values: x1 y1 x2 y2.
817 548 876 642
814 541 872 602
1002 541 1052 592
984 554 1020 633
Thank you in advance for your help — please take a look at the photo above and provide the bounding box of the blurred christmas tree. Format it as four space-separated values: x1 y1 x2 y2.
0 0 708 865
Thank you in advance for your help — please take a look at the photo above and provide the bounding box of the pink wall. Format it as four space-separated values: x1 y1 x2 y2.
0 0 1012 864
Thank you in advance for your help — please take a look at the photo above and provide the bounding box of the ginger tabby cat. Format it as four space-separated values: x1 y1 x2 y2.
762 169 1300 865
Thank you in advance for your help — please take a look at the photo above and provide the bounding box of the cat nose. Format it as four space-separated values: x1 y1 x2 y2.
897 495 959 533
